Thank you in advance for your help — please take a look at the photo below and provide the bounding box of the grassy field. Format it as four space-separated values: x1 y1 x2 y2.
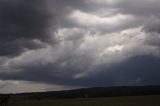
8 95 160 106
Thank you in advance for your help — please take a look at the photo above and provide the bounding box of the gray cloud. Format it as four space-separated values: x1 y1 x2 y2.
0 0 160 93
116 0 160 17
143 16 160 33
0 0 55 56
0 55 160 87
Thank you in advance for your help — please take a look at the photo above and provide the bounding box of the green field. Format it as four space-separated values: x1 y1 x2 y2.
8 95 160 106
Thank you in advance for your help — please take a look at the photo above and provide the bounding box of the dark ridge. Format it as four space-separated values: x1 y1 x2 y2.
5 85 160 99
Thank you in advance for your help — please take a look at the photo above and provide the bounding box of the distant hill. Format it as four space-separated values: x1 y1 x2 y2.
11 85 160 99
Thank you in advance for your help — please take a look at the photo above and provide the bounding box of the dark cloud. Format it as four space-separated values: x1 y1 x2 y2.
143 16 160 33
0 55 160 87
115 0 160 17
0 0 55 56
48 0 102 14
112 0 160 35
1 0 160 93
96 56 160 86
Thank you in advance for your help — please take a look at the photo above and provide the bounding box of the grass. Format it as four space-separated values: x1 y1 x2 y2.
8 95 160 106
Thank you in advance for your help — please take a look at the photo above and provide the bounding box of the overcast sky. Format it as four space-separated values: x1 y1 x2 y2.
0 0 160 93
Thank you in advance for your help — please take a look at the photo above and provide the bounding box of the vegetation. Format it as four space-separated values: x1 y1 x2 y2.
1 86 160 106
14 86 160 99
9 95 160 106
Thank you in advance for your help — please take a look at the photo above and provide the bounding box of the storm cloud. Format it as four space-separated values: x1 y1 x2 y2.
0 0 55 56
0 0 160 93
